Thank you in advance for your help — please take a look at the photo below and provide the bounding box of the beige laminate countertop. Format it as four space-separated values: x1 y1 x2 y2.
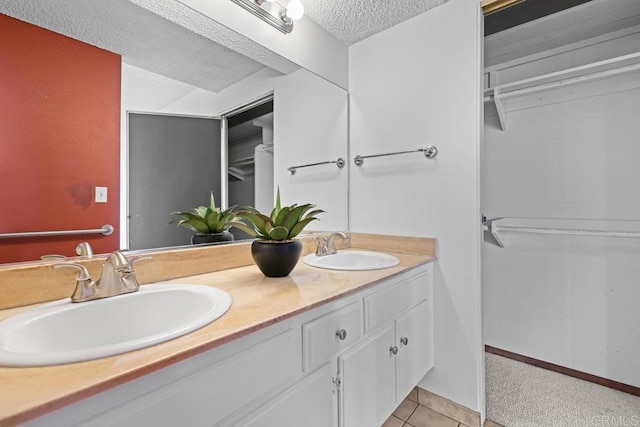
0 242 434 426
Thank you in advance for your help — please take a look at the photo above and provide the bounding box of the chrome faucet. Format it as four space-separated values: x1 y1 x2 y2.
316 231 350 256
75 241 94 258
52 251 150 303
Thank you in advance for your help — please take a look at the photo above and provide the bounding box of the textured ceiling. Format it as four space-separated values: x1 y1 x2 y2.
302 0 449 46
0 0 297 93
0 0 450 91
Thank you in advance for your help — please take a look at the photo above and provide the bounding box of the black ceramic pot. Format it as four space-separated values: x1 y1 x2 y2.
191 231 234 245
251 239 302 277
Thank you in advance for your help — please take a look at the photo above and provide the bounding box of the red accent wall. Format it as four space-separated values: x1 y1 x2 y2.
0 15 121 263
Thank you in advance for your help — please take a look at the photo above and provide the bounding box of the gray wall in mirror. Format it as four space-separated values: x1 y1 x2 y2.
128 113 222 250
0 1 349 264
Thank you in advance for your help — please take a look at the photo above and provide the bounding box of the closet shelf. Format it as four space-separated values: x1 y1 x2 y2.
230 155 254 167
227 155 256 181
484 51 640 131
487 218 640 248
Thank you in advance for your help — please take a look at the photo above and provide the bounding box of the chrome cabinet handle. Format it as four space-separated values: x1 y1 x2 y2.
400 337 409 346
336 329 347 341
390 346 398 355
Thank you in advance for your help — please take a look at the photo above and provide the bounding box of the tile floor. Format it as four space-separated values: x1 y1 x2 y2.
383 388 471 427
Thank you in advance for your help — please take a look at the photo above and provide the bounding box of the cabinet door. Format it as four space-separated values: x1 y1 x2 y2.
396 300 432 401
241 363 337 427
338 325 396 427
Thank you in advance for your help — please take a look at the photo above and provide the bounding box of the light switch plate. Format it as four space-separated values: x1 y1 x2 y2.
95 186 108 203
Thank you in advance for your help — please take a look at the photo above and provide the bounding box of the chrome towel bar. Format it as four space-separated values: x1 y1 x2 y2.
288 158 345 175
0 225 114 239
354 146 438 166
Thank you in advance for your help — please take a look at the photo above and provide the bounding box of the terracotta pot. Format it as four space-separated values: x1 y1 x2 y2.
251 239 302 277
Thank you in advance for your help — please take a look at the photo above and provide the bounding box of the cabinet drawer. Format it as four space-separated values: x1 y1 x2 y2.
302 301 362 371
364 268 430 333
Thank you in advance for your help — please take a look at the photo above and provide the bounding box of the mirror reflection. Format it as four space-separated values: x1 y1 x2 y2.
0 0 349 264
127 98 274 250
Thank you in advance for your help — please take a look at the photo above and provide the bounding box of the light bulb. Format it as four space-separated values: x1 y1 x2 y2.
285 0 304 20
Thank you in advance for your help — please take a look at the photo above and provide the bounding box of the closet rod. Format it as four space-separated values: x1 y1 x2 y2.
288 158 345 175
354 146 438 166
0 225 114 239
498 56 640 99
494 225 640 239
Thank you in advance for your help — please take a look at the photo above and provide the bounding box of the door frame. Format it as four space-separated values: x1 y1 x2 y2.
216 92 274 209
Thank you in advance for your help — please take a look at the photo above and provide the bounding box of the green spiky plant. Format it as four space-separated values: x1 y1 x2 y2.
170 192 245 234
235 188 323 241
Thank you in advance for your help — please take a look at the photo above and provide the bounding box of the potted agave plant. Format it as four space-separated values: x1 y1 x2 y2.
235 189 323 277
170 192 245 245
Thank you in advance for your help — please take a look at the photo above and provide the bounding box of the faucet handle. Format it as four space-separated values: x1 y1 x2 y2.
315 236 329 256
53 263 97 302
52 263 92 281
106 252 152 272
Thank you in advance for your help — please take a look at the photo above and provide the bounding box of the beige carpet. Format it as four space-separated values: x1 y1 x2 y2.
485 353 640 427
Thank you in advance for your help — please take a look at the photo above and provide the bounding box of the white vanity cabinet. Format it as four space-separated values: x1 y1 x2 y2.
236 264 433 427
28 263 432 427
29 326 301 427
339 269 433 427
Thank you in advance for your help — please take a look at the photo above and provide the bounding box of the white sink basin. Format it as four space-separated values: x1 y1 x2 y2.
303 250 400 271
0 284 232 366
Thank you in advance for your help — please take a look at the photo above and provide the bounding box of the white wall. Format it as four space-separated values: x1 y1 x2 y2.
349 0 483 412
274 69 349 231
483 84 640 387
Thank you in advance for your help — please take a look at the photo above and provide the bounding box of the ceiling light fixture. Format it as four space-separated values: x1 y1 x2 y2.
230 0 304 34
481 0 525 15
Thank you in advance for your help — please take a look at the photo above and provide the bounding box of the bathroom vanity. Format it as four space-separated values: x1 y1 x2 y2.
0 233 435 427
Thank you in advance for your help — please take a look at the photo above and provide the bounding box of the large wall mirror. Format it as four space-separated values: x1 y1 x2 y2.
0 0 349 264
